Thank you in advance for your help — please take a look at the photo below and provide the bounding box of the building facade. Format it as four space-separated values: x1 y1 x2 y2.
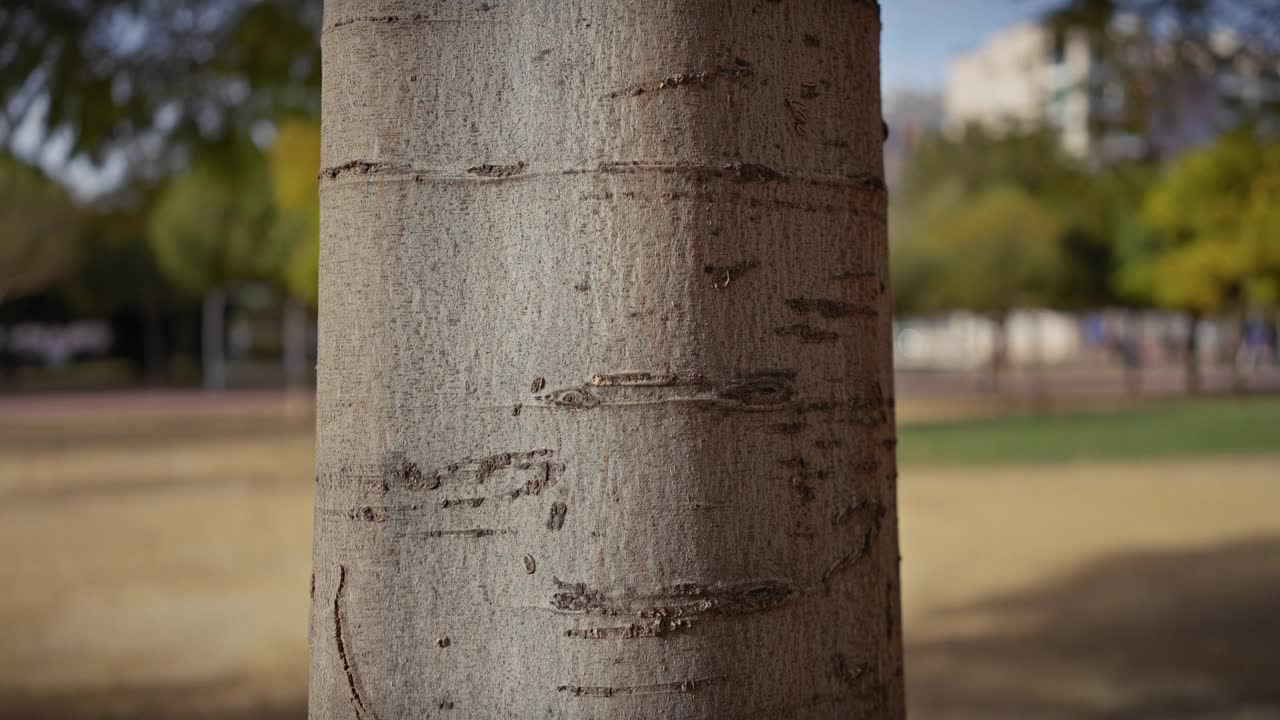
945 19 1279 162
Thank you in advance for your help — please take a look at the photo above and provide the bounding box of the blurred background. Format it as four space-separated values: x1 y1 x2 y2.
1 1 1278 718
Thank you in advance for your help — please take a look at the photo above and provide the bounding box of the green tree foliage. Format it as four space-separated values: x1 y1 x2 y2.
895 186 1066 317
0 1 320 163
268 120 320 307
891 126 1088 316
1139 128 1280 313
147 143 292 296
1046 160 1159 310
0 154 81 303
898 126 1076 207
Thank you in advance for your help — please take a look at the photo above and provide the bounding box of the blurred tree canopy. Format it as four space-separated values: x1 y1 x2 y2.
268 119 320 307
0 0 320 167
891 126 1094 317
0 0 325 325
1138 128 1280 313
896 126 1080 207
0 153 82 303
147 142 293 297
895 185 1065 318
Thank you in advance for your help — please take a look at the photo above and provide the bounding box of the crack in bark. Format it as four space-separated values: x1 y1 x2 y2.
822 501 887 590
388 449 559 495
533 370 798 411
418 528 513 538
553 577 794 638
466 161 526 178
546 501 568 531
348 506 388 522
721 161 784 182
333 565 376 720
319 160 887 194
714 371 797 405
318 160 412 180
831 652 869 688
784 298 878 319
324 12 490 34
774 323 840 344
589 372 678 387
527 378 889 427
785 96 809 137
557 675 725 697
831 269 878 282
606 60 753 98
703 259 759 289
564 617 693 639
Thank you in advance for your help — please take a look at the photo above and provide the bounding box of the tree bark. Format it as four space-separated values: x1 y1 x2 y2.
311 2 903 718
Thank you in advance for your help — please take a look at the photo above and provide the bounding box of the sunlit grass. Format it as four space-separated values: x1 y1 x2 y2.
899 394 1280 465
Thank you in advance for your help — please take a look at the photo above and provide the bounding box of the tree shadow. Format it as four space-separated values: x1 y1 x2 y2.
907 536 1280 719
0 681 305 720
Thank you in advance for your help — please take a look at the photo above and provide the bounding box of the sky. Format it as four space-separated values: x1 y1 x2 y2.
882 0 1064 92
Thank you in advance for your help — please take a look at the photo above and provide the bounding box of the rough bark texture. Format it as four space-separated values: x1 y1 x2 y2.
311 1 902 718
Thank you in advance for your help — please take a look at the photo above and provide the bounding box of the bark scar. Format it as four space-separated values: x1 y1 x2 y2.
553 577 794 638
822 501 887 590
466 161 526 178
557 675 725 697
784 298 878 319
334 564 377 720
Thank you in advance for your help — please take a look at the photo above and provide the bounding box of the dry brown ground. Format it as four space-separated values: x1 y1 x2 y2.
901 459 1280 720
1 394 1277 719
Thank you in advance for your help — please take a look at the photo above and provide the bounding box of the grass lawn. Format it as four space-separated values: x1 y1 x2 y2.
898 394 1280 465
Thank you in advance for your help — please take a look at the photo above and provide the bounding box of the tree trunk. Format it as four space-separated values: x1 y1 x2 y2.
1122 309 1142 397
0 329 10 387
201 287 226 391
1227 311 1245 394
1274 310 1280 367
986 311 1008 394
1030 310 1049 410
311 2 903 719
1185 310 1201 395
141 301 167 385
282 298 309 390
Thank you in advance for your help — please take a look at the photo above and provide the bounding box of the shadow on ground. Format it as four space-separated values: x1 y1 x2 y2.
908 536 1280 719
0 682 304 720
4 538 1278 719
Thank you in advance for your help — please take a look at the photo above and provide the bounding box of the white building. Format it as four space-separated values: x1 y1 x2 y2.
944 19 1279 162
944 22 1111 157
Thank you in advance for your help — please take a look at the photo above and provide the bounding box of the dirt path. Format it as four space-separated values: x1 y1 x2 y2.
1 401 1277 718
902 458 1280 719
